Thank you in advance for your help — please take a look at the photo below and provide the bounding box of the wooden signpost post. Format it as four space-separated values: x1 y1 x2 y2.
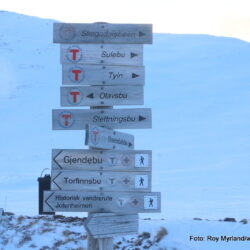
47 22 160 250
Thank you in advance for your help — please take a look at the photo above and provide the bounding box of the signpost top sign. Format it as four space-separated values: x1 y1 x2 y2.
53 23 152 44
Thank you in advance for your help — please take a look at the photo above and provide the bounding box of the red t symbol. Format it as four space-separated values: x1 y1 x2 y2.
70 91 80 103
72 69 82 81
92 130 99 143
62 114 72 127
70 49 80 61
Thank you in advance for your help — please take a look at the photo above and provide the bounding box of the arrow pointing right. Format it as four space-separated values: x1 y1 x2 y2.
87 93 94 99
132 73 139 78
139 31 146 37
130 52 138 58
139 116 146 121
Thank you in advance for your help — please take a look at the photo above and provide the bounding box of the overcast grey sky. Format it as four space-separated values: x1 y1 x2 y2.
1 0 250 41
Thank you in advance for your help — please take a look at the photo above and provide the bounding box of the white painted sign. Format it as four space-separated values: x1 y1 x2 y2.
84 213 138 238
85 125 134 150
60 44 143 65
43 191 161 213
52 108 152 130
53 23 152 44
52 149 152 171
62 64 144 86
51 170 151 192
60 85 144 107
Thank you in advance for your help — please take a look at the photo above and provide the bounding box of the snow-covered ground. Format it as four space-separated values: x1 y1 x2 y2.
0 10 250 249
0 215 250 250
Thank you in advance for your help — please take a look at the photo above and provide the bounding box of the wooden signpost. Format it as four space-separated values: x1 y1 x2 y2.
52 108 152 130
62 64 144 86
60 44 143 65
60 85 144 106
48 22 160 250
85 125 134 150
51 170 151 191
52 149 152 171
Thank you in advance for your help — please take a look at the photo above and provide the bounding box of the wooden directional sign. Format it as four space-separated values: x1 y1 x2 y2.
85 125 134 150
51 170 151 192
52 108 151 130
43 191 161 213
60 85 144 107
84 213 138 238
52 149 152 172
53 23 152 44
60 44 143 66
62 64 144 86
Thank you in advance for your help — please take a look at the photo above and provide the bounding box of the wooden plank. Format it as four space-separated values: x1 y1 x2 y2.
60 44 143 65
51 170 151 192
52 108 151 130
62 64 144 86
84 213 138 238
85 125 134 150
53 23 152 44
52 149 152 172
43 191 161 213
60 85 144 107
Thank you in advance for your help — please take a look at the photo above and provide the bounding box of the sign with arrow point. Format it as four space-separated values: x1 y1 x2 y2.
52 108 152 130
60 85 144 106
54 23 152 44
85 125 134 150
60 44 143 66
51 170 151 192
62 64 144 86
51 149 152 171
43 191 161 213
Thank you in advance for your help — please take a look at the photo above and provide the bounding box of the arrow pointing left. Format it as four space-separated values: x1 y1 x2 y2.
52 171 62 190
44 192 55 212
